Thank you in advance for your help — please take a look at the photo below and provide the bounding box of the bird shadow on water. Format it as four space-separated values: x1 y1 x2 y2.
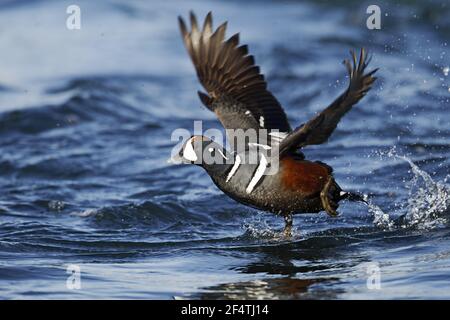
187 150 450 299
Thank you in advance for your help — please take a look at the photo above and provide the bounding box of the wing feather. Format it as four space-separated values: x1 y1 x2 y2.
179 12 292 134
278 48 378 156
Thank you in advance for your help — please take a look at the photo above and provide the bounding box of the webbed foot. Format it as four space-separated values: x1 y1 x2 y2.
320 176 339 217
283 214 293 238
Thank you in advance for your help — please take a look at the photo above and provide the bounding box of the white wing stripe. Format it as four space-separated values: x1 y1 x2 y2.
269 131 288 141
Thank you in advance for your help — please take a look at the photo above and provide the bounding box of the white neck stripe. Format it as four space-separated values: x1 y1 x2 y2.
226 155 241 183
246 154 268 194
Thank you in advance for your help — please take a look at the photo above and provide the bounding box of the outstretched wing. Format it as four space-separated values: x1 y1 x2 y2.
178 12 292 135
278 48 378 157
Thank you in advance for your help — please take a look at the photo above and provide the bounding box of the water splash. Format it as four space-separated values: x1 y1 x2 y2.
364 194 395 229
375 147 450 230
242 212 299 241
396 154 449 229
242 213 284 239
443 66 449 76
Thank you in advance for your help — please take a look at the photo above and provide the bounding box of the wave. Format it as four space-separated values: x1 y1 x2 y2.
0 76 163 136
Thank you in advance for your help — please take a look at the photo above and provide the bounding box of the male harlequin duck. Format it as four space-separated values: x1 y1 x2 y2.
175 12 377 235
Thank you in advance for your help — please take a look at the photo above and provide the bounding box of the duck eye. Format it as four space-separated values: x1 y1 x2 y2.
208 147 216 157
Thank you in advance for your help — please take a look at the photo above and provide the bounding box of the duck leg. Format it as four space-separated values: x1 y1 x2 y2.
320 176 338 217
283 214 293 237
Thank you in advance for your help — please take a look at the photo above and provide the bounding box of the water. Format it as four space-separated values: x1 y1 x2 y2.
0 0 449 299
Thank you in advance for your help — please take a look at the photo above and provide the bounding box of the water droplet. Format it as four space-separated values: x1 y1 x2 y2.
443 66 449 76
48 200 65 211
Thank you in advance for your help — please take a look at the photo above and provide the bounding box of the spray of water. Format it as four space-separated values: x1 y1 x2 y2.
370 147 449 230
242 212 290 240
396 155 449 229
365 194 395 229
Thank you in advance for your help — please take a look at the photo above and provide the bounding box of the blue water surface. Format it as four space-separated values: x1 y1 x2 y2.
0 0 449 299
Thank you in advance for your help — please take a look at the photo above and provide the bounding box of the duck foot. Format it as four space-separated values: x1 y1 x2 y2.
283 214 293 238
320 176 339 217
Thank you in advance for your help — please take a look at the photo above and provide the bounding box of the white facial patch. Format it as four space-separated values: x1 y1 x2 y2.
183 137 198 162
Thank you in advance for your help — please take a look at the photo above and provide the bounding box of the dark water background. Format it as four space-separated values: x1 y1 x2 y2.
0 0 449 299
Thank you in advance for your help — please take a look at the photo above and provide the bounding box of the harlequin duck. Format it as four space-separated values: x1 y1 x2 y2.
175 12 377 235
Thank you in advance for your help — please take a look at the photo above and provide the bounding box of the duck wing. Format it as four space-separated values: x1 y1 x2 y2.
278 48 378 157
179 12 292 139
